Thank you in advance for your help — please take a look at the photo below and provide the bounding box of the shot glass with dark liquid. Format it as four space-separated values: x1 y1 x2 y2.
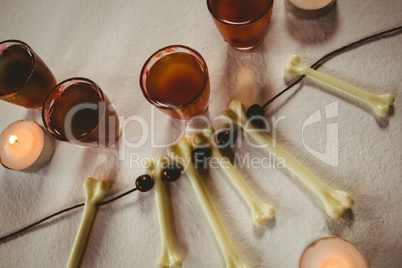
42 78 121 147
207 0 274 50
0 40 57 108
140 45 210 120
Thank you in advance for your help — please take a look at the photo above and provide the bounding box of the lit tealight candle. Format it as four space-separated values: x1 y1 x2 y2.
286 0 336 19
0 120 55 172
300 237 369 268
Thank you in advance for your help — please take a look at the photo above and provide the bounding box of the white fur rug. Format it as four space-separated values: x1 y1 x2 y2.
0 0 401 267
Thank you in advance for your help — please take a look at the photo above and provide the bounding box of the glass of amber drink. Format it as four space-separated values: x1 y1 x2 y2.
140 45 210 120
207 0 274 51
0 40 57 108
42 78 121 147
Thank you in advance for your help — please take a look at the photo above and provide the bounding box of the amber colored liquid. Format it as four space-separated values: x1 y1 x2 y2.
144 52 210 119
0 44 56 108
0 45 31 94
209 0 273 49
46 82 120 146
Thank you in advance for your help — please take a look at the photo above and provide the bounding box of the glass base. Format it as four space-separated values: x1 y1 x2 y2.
226 38 264 51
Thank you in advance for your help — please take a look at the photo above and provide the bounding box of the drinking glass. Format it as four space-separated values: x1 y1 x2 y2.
0 40 56 108
207 0 274 50
42 78 121 147
140 45 210 120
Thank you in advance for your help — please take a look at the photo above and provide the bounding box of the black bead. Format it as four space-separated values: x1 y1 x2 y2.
135 174 154 192
162 164 183 182
217 129 237 148
192 147 212 167
247 104 266 128
247 104 265 118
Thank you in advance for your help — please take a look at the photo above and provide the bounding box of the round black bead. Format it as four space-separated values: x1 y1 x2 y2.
247 104 265 119
247 104 266 128
192 147 212 166
162 164 183 182
135 174 154 192
217 129 237 148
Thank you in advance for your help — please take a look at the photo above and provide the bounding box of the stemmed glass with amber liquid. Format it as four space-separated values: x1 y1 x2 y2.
140 45 210 120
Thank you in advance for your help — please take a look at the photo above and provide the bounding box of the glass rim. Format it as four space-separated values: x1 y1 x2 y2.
42 77 106 142
0 39 36 98
207 0 274 26
139 44 209 111
299 236 369 268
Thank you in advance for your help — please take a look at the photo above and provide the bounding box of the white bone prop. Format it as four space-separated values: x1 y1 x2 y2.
284 54 395 117
146 158 182 268
221 100 354 219
167 138 249 268
67 177 110 268
191 128 275 226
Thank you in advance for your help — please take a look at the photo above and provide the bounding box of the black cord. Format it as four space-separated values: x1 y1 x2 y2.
261 25 402 109
262 76 304 109
0 187 138 243
96 187 138 206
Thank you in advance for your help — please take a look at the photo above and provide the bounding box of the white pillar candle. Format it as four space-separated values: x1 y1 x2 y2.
286 0 336 19
300 237 369 268
0 120 55 172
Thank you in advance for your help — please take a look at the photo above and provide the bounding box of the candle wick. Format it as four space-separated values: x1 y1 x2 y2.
9 135 19 144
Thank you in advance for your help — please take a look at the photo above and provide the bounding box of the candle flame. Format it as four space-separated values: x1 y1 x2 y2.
9 135 19 144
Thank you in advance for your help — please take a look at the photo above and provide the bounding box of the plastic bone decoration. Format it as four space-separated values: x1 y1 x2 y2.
221 100 354 219
191 127 275 226
146 158 182 268
167 138 249 268
67 177 110 268
284 54 395 117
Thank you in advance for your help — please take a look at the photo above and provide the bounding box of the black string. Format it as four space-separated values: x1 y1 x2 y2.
261 25 402 109
0 187 138 243
96 187 138 206
1 25 402 245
